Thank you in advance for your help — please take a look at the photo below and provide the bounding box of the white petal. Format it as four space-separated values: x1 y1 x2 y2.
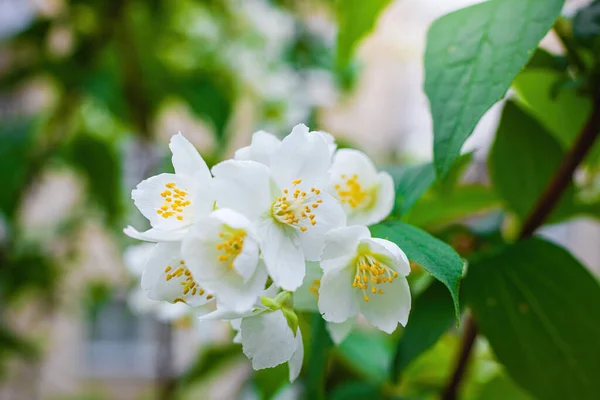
170 133 211 179
360 277 411 333
269 124 331 189
321 226 370 265
259 219 306 291
370 238 411 276
326 319 355 345
203 262 268 314
155 302 190 322
362 238 411 276
123 225 187 242
293 261 322 312
313 130 337 158
199 307 259 322
298 192 346 261
288 328 304 382
318 265 359 323
233 146 251 161
330 149 378 185
231 319 242 344
356 171 395 226
241 309 296 370
212 160 273 221
132 173 197 230
234 130 281 166
141 242 212 306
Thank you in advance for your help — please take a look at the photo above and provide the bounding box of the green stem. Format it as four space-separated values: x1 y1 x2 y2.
305 313 332 400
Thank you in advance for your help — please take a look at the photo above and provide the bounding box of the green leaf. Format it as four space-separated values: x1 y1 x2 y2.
476 375 533 400
306 314 332 400
513 70 600 166
392 281 459 379
0 117 37 218
385 163 435 217
385 153 473 218
329 382 383 400
66 133 122 225
489 101 576 223
337 329 392 384
369 221 463 321
403 185 501 228
464 238 600 400
336 0 392 69
424 0 564 177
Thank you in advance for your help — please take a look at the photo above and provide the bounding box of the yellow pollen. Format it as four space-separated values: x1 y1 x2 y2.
271 180 323 231
156 182 191 221
336 174 372 210
162 261 210 301
309 279 321 295
215 228 246 266
352 252 397 302
206 294 213 300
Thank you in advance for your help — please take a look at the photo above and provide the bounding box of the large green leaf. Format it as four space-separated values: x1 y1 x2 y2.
369 221 464 321
513 70 600 165
489 101 575 223
464 238 600 400
476 375 533 400
336 0 392 69
385 153 473 218
403 185 501 228
384 163 435 217
424 0 564 177
392 281 459 379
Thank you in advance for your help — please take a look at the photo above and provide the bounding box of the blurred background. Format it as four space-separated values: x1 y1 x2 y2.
0 0 598 399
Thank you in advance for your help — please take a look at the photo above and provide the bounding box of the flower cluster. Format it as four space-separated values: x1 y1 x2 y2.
125 125 411 381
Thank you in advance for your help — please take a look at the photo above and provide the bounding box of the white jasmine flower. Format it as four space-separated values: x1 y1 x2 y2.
318 226 411 334
329 149 395 226
182 208 267 313
124 133 214 242
201 305 303 382
235 128 337 166
212 124 346 291
141 241 214 306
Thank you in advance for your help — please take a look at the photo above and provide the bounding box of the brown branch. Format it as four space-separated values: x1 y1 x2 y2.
442 91 600 400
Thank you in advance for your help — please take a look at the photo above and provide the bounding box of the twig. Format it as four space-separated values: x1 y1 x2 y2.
442 90 600 400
